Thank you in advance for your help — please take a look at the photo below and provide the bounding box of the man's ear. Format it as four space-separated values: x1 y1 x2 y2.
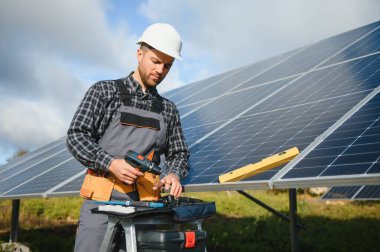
137 48 143 63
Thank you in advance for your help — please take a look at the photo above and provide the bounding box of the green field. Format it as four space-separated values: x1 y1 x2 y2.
1 190 380 252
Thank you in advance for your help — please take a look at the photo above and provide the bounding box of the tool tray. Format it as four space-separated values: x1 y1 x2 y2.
92 196 216 221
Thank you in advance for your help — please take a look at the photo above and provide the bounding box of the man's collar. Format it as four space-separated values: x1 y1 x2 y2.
127 72 159 96
127 72 142 95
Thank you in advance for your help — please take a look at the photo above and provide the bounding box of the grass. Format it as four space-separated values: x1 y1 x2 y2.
1 190 380 252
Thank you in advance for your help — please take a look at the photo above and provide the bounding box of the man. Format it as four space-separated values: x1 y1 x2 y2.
66 23 190 251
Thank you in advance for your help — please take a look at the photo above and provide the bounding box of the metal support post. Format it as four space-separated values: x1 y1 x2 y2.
289 189 299 252
237 190 303 228
99 217 120 252
10 199 20 243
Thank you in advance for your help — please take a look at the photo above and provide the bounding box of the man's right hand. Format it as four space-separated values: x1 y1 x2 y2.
108 159 144 184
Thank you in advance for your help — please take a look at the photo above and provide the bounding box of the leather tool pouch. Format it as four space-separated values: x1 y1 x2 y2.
80 173 115 201
137 172 161 201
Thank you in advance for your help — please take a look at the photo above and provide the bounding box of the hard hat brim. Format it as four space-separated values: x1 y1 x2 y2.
137 41 183 60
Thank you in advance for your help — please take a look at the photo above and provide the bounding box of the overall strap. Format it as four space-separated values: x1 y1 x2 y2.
115 79 132 106
115 78 164 114
151 96 164 114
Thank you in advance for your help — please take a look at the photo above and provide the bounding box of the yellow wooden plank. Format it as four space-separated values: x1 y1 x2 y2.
219 147 300 183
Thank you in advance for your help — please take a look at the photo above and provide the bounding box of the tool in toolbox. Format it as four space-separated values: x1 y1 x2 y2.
219 147 300 183
94 200 166 208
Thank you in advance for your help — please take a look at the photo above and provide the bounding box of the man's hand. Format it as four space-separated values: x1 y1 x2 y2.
153 173 182 198
108 158 144 184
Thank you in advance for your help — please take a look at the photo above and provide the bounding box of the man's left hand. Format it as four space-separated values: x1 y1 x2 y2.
153 173 182 198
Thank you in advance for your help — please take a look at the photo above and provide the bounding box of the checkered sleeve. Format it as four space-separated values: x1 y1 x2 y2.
164 104 190 180
66 83 114 171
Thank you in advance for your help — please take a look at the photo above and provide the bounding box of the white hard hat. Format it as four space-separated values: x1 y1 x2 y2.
137 23 182 60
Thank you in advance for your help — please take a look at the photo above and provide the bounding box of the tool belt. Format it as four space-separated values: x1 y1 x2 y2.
80 169 161 201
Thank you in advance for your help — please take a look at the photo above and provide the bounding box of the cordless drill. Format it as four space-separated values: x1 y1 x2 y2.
124 150 162 175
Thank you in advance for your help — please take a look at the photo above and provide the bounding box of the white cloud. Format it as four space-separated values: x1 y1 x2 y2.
0 0 139 161
0 0 135 71
0 98 66 148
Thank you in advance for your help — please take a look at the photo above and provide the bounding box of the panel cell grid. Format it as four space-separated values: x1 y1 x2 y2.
181 78 292 129
0 142 67 178
176 52 299 106
168 68 239 104
322 186 361 199
356 185 380 199
0 150 72 196
185 90 373 185
52 176 84 193
3 156 85 197
0 138 64 173
244 21 380 84
323 185 380 200
322 23 380 66
281 93 380 180
250 54 380 115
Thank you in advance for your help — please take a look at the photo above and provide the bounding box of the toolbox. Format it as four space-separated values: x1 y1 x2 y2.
95 196 215 252
137 230 207 252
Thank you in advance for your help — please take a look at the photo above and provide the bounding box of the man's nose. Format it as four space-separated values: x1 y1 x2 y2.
155 64 164 74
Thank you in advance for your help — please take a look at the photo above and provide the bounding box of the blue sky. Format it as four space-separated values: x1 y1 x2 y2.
0 0 380 165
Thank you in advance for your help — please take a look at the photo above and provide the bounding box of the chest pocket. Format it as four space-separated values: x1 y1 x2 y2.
120 112 160 131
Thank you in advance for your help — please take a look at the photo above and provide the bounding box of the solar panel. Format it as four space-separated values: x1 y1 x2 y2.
355 185 380 199
175 49 302 107
0 142 67 180
167 68 242 104
238 21 380 85
185 54 380 190
322 22 380 67
182 78 294 132
273 90 380 188
0 137 64 173
0 149 73 197
322 185 380 200
0 20 379 199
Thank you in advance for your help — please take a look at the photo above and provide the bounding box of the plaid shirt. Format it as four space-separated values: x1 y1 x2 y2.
66 73 190 179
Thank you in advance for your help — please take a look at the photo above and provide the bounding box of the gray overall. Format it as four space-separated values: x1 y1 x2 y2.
74 80 167 252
